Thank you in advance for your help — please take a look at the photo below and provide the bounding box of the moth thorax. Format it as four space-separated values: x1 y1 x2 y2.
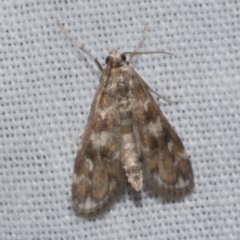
117 80 130 98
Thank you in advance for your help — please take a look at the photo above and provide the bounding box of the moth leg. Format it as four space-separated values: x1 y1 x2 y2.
69 131 83 140
147 86 181 104
56 18 103 72
128 22 148 63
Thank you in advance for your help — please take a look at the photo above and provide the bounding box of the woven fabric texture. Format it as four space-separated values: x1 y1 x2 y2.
1 0 239 239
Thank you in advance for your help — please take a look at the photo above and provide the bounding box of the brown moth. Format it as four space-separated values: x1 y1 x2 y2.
57 19 194 215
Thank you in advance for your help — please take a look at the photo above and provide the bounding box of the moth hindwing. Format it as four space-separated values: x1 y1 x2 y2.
56 19 194 215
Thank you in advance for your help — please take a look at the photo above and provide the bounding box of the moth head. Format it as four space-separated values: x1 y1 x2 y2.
105 48 127 66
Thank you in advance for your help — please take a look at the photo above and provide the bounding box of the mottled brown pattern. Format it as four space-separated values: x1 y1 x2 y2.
158 159 178 184
147 152 159 170
74 145 95 176
98 91 108 109
142 134 159 149
131 68 194 193
134 80 148 102
163 152 175 170
72 180 90 201
159 151 178 184
170 139 184 155
120 124 133 134
144 102 159 122
178 159 192 177
72 49 193 215
92 167 109 201
72 77 122 214
91 112 116 132
105 161 119 178
117 82 130 98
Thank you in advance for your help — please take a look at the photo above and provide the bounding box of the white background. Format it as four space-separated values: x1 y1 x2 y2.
1 0 239 239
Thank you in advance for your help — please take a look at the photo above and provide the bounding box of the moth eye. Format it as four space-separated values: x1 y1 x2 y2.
105 56 110 64
121 55 126 62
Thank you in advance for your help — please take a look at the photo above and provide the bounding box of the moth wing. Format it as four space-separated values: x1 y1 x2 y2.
72 84 122 215
131 71 194 195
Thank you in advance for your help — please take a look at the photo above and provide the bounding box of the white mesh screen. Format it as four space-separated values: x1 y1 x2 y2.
1 1 239 239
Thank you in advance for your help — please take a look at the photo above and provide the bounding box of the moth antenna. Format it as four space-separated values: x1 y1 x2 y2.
121 51 174 57
69 131 83 140
128 22 148 63
56 18 103 72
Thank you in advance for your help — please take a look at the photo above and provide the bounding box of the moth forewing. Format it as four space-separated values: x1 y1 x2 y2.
72 65 123 215
118 67 194 196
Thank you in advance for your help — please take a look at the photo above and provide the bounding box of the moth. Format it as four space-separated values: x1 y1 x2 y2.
57 19 194 215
